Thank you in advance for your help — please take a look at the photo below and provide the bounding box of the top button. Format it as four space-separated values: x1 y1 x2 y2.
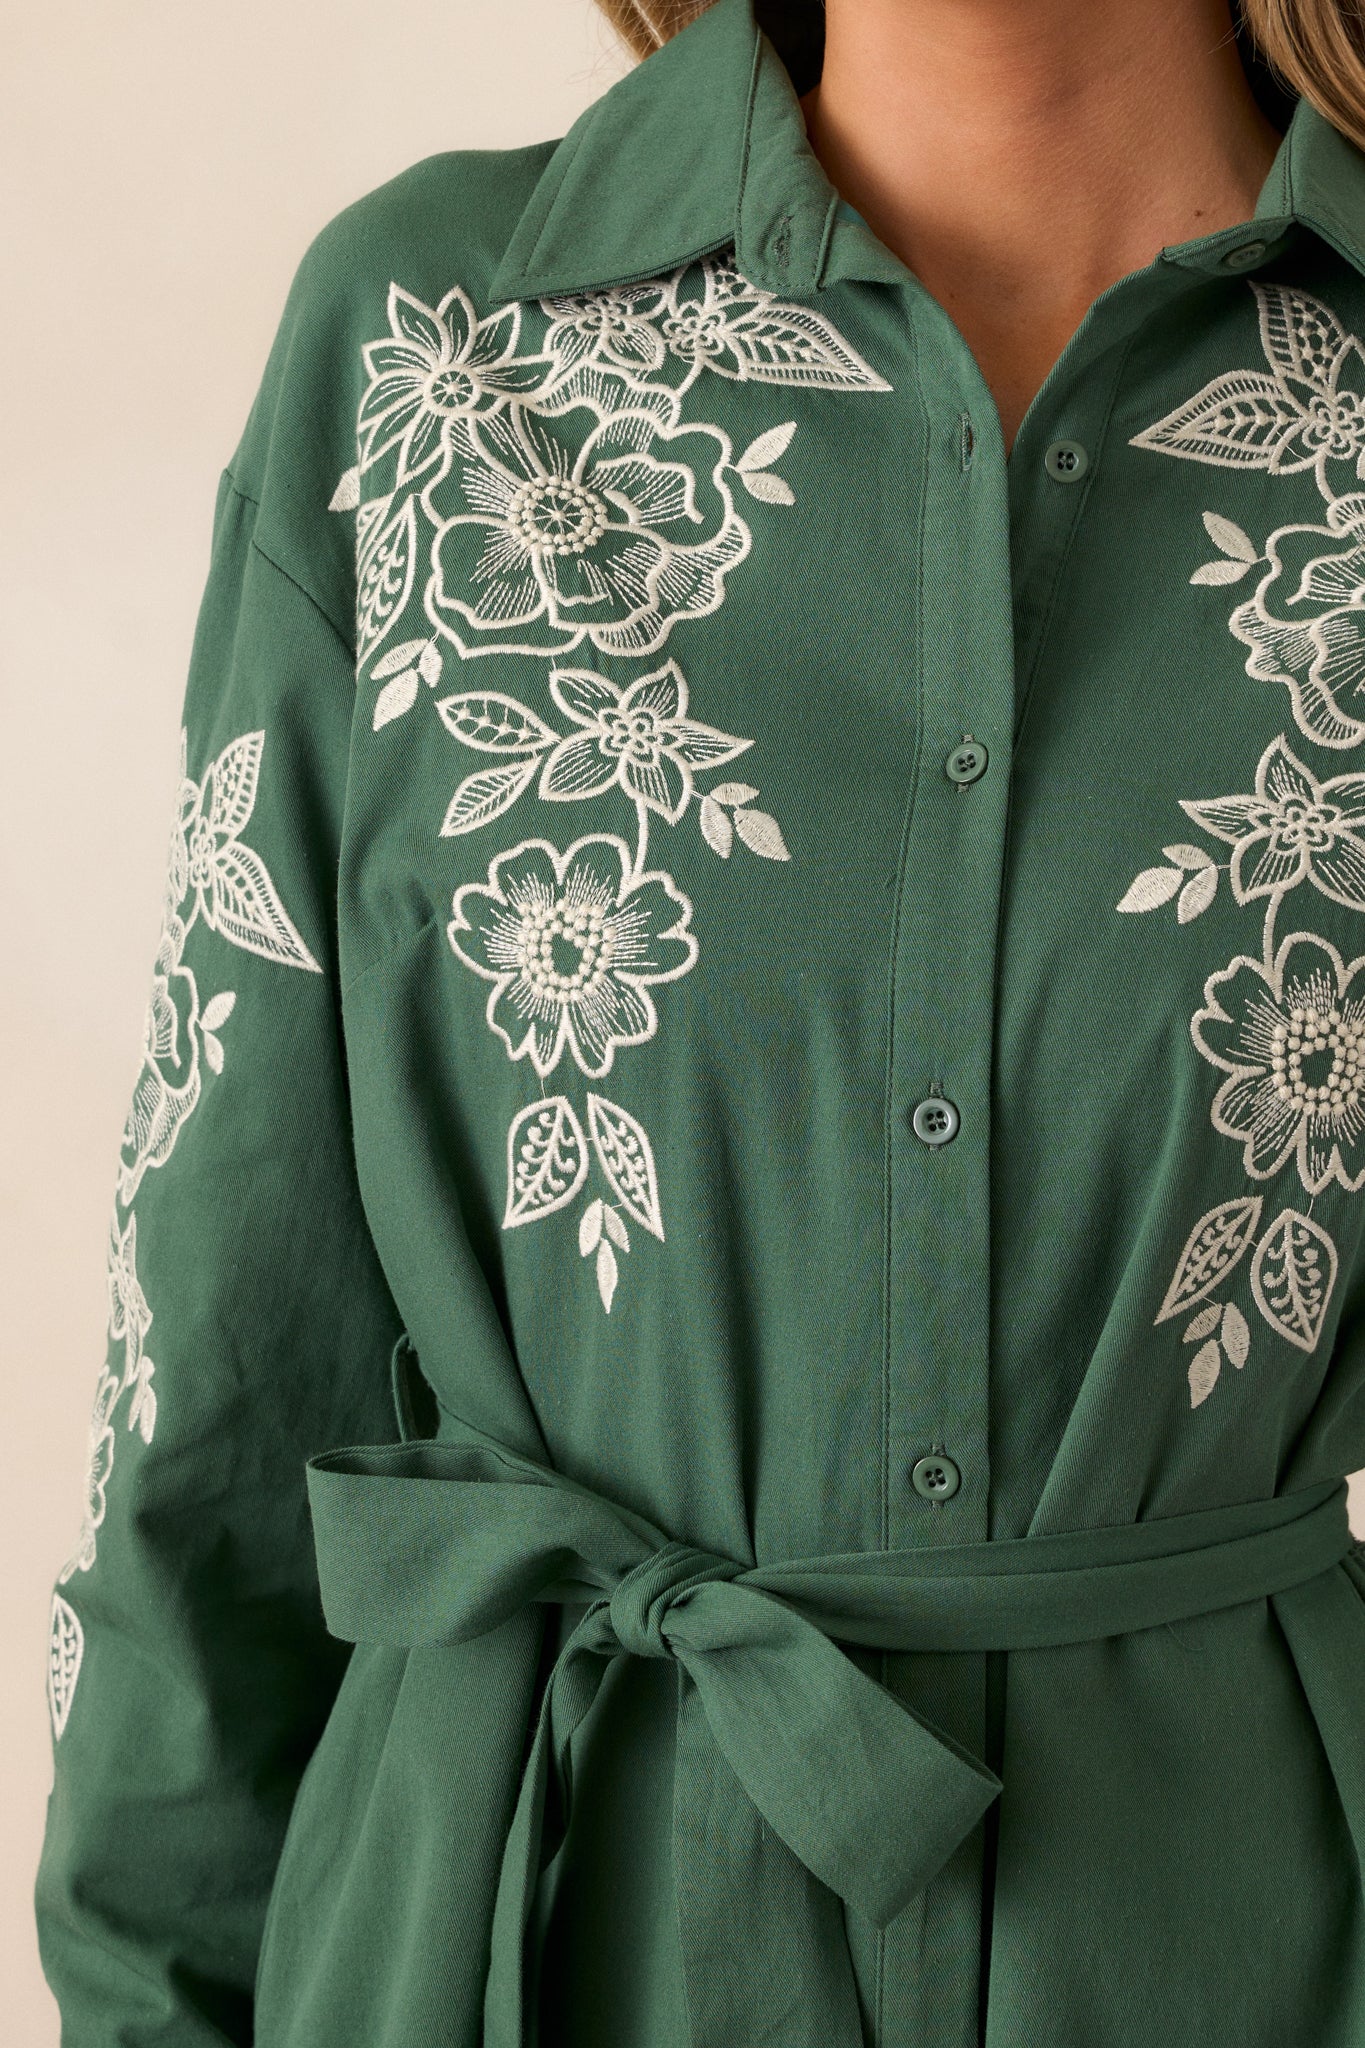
1221 238 1268 271
1045 440 1089 483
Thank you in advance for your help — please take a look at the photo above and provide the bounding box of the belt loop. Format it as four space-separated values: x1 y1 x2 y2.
389 1331 437 1444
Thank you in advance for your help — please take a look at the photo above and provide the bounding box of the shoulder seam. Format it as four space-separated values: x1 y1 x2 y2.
222 464 354 660
223 463 262 511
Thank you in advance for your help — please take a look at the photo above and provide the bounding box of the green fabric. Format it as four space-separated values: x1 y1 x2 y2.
32 0 1365 2041
306 1410 1354 2048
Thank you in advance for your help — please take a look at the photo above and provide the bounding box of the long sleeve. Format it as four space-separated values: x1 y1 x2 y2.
34 248 405 2044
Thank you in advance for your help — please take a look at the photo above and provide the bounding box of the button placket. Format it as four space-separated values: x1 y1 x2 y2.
885 305 1013 1558
877 273 1016 2048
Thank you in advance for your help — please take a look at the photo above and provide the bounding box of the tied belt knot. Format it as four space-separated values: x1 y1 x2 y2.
606 1540 743 1660
306 1409 1358 2048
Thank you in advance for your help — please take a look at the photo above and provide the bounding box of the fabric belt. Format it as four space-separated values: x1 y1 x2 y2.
305 1416 1356 2048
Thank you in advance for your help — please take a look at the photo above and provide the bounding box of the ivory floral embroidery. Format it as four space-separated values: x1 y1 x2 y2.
49 728 322 1739
1125 282 1365 1406
334 249 891 1310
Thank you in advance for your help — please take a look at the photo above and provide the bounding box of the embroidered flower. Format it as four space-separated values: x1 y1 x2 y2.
540 282 669 379
335 250 894 1318
423 397 751 659
656 258 893 390
539 661 751 821
1132 283 1365 494
1181 732 1365 907
1228 495 1365 749
447 833 698 1077
1192 930 1365 1192
119 914 204 1207
359 283 562 485
179 730 322 970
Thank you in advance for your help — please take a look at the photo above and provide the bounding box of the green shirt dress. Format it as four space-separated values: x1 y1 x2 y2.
35 1 1365 2042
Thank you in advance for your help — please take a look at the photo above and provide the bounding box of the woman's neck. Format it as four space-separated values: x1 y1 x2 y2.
800 0 1284 450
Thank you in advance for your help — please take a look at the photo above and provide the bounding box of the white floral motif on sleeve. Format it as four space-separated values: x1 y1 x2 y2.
50 726 323 1734
334 248 889 1312
1124 283 1365 1404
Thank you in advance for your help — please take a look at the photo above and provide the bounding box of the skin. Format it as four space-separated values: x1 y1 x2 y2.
799 0 1284 452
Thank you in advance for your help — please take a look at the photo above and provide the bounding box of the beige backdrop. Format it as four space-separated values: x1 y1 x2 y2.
4 7 1364 2043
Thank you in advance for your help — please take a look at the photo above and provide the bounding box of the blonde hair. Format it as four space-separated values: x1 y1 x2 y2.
594 0 1365 156
1242 0 1365 151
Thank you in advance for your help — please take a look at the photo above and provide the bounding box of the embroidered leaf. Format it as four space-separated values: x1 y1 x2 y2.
736 421 797 471
1256 282 1347 393
1183 1302 1222 1343
1128 374 1301 466
734 807 791 860
579 1197 603 1256
48 1593 84 1740
700 795 734 857
1191 557 1256 586
596 1238 619 1312
1202 510 1260 562
1177 865 1219 922
437 692 559 754
202 1030 224 1076
372 639 428 679
329 466 361 512
419 642 444 688
708 782 761 807
1188 1339 1222 1408
726 305 893 390
357 498 416 667
504 1097 589 1227
441 757 540 836
374 671 420 729
374 671 421 729
210 842 322 972
356 493 392 565
207 730 264 840
1221 1300 1251 1369
602 1203 630 1251
130 1367 157 1443
1163 843 1215 870
200 990 236 1032
587 1094 664 1240
1118 866 1183 913
1250 1209 1338 1352
739 467 796 505
1155 1195 1263 1322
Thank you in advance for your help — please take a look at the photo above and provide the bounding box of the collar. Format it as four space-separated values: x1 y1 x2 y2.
1254 90 1365 276
488 0 1365 306
487 0 901 303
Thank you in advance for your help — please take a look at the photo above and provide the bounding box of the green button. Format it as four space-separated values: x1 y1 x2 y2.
911 1095 959 1146
1045 439 1088 483
1221 238 1268 271
946 739 988 786
911 1453 961 1501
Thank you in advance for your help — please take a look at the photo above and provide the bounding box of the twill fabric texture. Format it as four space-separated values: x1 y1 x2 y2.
33 1 1365 2044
